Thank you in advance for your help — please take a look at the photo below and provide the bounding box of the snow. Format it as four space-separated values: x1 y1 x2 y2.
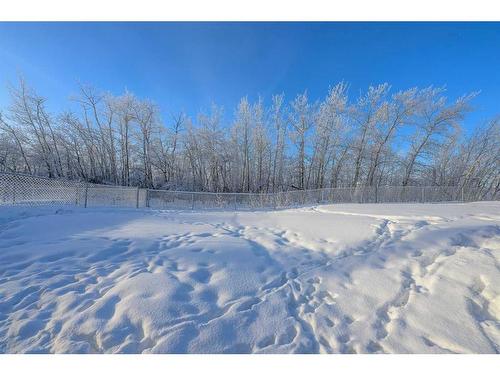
0 202 499 353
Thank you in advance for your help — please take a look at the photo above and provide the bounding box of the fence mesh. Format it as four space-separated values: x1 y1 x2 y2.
0 173 143 208
0 172 498 211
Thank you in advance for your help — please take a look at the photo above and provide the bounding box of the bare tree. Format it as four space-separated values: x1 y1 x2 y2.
290 91 312 190
2 78 495 198
401 88 475 186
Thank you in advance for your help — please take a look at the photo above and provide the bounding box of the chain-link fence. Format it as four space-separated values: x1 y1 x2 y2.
0 172 144 208
0 172 498 210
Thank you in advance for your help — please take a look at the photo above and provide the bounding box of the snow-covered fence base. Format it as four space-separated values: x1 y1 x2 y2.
0 172 497 210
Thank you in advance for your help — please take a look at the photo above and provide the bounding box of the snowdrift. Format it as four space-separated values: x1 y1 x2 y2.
0 203 498 353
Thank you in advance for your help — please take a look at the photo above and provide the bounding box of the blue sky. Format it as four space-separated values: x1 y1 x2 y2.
0 22 499 131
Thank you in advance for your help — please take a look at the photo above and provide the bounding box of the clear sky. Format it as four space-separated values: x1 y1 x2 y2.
0 22 499 131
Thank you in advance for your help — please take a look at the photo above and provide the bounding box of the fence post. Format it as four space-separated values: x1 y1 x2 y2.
191 192 195 210
136 187 140 208
84 183 89 208
233 194 237 211
461 186 464 202
421 186 425 203
145 189 150 208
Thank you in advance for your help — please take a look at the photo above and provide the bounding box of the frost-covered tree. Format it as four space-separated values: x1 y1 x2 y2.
289 91 313 190
1 78 496 199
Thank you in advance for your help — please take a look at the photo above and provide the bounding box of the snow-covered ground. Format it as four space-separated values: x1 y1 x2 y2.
0 202 499 353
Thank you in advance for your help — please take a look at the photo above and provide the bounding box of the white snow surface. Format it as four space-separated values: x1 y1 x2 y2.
0 202 499 353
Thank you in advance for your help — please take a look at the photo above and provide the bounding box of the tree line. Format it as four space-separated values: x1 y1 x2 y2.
0 79 498 197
